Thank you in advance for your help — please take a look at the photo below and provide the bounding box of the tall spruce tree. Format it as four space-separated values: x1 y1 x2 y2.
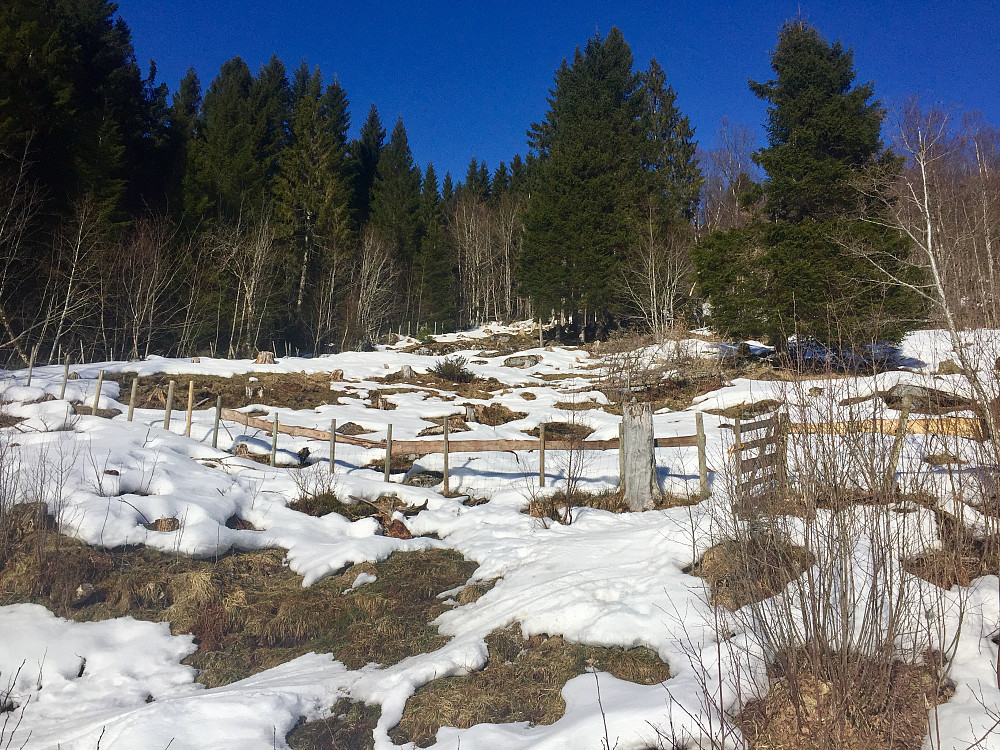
274 63 353 337
349 104 385 226
693 20 919 346
414 163 456 326
520 27 644 316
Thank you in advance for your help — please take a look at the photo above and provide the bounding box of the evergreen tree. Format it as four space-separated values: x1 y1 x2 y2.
509 155 528 193
369 116 422 305
349 104 385 225
462 157 489 200
165 67 201 214
274 63 353 339
414 163 456 326
641 58 702 223
693 20 919 346
490 162 509 199
441 171 455 204
520 27 644 315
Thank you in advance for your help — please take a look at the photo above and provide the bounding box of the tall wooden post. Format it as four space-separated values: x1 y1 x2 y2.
621 402 661 511
91 370 105 416
696 412 708 499
212 396 222 449
270 414 279 467
777 411 790 493
618 422 625 489
443 416 450 495
26 343 38 386
164 380 176 430
329 419 336 475
887 395 913 491
59 356 70 400
184 380 195 437
385 424 393 483
539 424 546 487
733 416 743 479
127 378 138 422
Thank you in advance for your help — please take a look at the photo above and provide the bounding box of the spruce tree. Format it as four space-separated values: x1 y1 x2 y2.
414 163 456 327
693 20 919 347
349 104 384 225
520 27 644 316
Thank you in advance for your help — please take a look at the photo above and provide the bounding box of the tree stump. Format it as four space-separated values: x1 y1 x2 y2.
621 402 662 511
398 365 416 380
254 351 276 364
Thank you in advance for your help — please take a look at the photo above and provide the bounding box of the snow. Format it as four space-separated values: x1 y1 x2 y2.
0 326 998 748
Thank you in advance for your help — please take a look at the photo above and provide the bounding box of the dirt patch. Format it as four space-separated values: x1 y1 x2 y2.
525 421 594 440
685 536 815 610
0 513 477 688
389 623 670 747
739 659 952 750
703 399 783 420
474 403 527 426
287 699 380 750
107 372 349 412
287 493 377 521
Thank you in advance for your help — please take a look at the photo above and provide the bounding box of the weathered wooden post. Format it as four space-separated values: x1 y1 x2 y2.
696 412 709 499
270 413 279 467
329 419 336 474
776 411 790 493
184 380 195 437
164 380 176 430
91 370 105 416
539 319 544 349
443 416 450 495
127 378 138 422
621 402 661 511
384 424 393 483
539 424 546 487
59 356 70 400
212 396 222 449
464 404 476 422
733 416 743 478
886 395 913 490
617 422 624 489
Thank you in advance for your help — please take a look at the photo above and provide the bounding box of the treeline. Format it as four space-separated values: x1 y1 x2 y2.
2 2 996 364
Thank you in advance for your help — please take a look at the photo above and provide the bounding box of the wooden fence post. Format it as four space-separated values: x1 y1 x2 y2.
385 424 393 483
696 412 708 499
886 395 913 490
59 356 70 400
539 423 546 487
91 370 105 416
443 416 450 495
329 419 336 475
270 414 279 467
777 412 790 492
733 416 743 478
212 396 222 449
184 380 195 437
164 380 175 430
618 422 625 490
622 402 661 511
127 378 138 422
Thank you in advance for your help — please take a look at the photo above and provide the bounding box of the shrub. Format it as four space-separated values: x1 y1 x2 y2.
429 356 475 383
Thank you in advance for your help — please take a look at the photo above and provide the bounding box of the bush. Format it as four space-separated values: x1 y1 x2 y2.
429 356 475 383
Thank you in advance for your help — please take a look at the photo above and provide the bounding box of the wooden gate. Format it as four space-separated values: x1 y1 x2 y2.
732 412 788 498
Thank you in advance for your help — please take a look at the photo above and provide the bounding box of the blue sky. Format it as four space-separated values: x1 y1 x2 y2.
120 0 999 180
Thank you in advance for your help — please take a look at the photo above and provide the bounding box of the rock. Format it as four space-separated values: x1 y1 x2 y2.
254 351 276 365
403 470 445 487
503 354 541 369
72 583 95 608
882 383 972 414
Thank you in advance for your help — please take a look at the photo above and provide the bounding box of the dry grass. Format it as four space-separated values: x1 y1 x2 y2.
108 371 350 411
389 623 670 747
0 510 477 688
287 493 376 520
286 699 381 750
686 536 815 611
739 658 952 750
525 421 594 440
704 399 783 420
474 403 527 426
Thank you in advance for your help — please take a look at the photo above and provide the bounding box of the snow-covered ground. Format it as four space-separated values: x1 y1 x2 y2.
1 325 998 749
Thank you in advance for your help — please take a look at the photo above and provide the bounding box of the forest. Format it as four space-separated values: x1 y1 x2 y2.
0 1 996 364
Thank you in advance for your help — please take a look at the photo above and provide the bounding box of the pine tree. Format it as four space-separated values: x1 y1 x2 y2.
165 67 201 214
349 104 384 225
693 20 919 346
414 163 456 326
520 27 644 316
490 162 509 200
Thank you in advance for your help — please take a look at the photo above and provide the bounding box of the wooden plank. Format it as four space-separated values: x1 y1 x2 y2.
739 451 781 474
734 434 777 452
655 435 700 449
737 414 779 435
790 417 985 441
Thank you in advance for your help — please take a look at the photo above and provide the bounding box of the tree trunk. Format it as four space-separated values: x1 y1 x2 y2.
621 402 661 511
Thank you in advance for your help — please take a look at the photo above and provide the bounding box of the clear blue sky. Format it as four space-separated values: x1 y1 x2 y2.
119 0 999 180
